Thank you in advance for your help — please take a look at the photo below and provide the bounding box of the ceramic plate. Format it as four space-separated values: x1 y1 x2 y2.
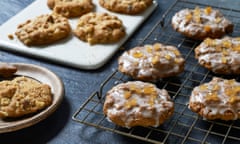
0 63 64 133
0 0 158 69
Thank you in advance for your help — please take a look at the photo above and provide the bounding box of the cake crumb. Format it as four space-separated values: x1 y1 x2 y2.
8 34 14 40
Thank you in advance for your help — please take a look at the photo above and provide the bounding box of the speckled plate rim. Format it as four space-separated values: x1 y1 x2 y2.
0 63 64 133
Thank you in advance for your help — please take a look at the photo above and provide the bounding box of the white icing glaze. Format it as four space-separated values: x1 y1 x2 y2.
190 77 240 120
196 37 240 74
118 43 185 80
171 7 232 37
105 81 174 127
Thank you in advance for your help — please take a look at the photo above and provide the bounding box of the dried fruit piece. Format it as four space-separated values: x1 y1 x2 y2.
133 51 143 58
151 56 159 65
173 50 180 56
215 17 222 24
143 86 156 95
194 7 201 23
124 91 132 99
233 45 240 52
222 40 232 48
199 84 208 91
221 57 227 64
205 92 219 102
165 54 171 60
204 25 212 32
146 46 153 53
204 6 212 15
125 98 137 109
185 13 192 22
153 43 161 51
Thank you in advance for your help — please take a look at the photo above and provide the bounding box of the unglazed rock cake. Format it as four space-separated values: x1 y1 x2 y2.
15 13 71 46
74 12 126 45
0 77 52 118
47 0 94 18
99 0 153 15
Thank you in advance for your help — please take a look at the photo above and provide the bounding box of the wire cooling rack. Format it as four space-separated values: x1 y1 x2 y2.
72 0 240 143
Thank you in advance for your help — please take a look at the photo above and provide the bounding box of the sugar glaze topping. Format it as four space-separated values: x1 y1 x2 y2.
190 77 240 120
195 36 240 74
118 43 185 80
171 6 233 38
105 81 174 127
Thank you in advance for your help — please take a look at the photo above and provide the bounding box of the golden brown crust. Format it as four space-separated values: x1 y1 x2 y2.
47 0 56 9
74 12 125 44
15 13 71 46
118 43 185 81
189 77 240 120
171 6 233 40
47 0 94 18
103 81 174 128
99 0 153 15
195 36 240 74
0 77 52 118
0 63 17 78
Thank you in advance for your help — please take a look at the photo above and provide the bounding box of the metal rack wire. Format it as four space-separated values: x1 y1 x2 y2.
72 0 240 143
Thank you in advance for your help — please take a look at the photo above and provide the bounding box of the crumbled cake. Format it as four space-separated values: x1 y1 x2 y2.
0 76 52 118
0 63 17 78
